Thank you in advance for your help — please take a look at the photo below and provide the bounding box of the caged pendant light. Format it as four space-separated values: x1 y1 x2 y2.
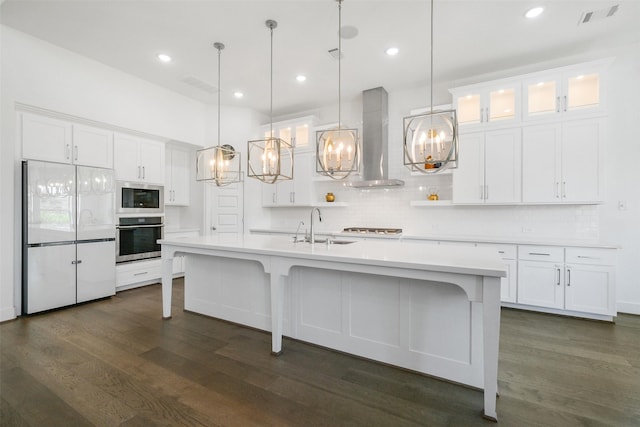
247 20 294 184
196 42 242 186
316 0 359 180
403 0 458 174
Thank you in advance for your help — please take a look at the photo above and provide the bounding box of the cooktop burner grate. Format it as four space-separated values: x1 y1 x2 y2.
342 227 403 235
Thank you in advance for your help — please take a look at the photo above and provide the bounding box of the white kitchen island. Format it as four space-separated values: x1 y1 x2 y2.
159 235 506 421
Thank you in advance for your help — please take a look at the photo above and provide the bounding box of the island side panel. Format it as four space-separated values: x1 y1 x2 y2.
183 254 294 335
482 276 502 422
295 268 485 389
161 246 175 319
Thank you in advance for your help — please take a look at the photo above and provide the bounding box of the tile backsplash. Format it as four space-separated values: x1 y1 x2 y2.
268 178 600 241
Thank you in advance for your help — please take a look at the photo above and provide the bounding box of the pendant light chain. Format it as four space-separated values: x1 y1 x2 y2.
429 0 433 112
338 0 342 131
269 23 274 138
217 45 221 147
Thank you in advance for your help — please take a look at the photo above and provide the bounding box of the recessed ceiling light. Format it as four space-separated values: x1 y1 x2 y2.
385 47 399 56
233 91 244 99
296 75 307 82
157 53 172 63
525 6 544 19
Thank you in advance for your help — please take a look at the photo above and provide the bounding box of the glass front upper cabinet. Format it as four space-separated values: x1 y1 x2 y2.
523 64 604 121
452 82 520 129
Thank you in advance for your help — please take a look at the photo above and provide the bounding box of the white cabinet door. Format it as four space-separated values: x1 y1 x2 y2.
76 240 116 303
561 119 602 203
452 132 484 204
522 61 607 122
484 128 521 204
564 264 615 316
72 124 113 168
114 134 165 184
26 245 77 314
276 180 295 205
113 134 140 182
501 259 518 303
21 113 73 163
166 148 190 206
452 81 520 131
262 183 278 206
517 261 564 309
522 124 562 203
522 119 602 204
138 140 165 184
453 129 520 204
292 151 313 206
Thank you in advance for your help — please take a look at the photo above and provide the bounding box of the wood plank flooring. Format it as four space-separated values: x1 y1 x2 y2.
1 279 639 426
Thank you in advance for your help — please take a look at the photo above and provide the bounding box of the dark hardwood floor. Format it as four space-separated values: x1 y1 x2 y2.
1 279 639 426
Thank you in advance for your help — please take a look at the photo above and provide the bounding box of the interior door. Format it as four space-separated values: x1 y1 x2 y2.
204 181 244 239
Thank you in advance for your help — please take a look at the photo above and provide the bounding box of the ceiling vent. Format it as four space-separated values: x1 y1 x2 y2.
578 4 619 25
180 76 218 94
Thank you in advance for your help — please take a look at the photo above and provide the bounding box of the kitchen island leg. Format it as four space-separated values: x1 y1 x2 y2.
270 271 285 356
161 252 173 319
482 276 501 422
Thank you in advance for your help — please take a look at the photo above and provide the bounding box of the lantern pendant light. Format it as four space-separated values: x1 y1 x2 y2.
196 42 242 186
316 0 359 179
403 0 458 174
247 20 293 184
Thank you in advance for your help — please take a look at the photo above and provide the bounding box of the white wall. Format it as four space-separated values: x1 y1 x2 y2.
267 43 640 315
0 26 208 320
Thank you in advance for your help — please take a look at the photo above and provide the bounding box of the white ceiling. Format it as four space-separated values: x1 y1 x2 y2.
2 0 639 117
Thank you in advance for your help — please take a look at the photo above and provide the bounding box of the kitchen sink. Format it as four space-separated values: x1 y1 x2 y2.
295 238 356 245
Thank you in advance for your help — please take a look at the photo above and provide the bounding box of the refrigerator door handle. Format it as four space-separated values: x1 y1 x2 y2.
71 260 82 265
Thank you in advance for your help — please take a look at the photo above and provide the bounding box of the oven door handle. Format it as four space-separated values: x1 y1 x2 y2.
117 224 165 229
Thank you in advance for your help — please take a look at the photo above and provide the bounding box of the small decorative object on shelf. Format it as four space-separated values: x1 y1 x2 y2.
428 187 439 200
325 192 336 202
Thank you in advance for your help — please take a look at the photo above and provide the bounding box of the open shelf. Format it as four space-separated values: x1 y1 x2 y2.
313 202 348 207
410 200 453 207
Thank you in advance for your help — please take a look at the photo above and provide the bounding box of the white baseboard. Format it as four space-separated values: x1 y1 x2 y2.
0 306 17 322
617 301 640 315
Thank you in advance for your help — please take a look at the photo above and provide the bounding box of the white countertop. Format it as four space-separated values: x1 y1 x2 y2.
159 234 507 278
249 228 618 249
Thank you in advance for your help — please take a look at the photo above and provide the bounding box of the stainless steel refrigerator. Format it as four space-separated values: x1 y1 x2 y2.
22 160 116 314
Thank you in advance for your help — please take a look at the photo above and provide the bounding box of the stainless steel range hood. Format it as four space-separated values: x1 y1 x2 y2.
345 87 404 188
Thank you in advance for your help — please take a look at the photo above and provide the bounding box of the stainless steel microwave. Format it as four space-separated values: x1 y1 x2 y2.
116 182 164 214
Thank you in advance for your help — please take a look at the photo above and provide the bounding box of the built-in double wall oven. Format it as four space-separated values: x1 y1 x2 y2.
116 182 164 263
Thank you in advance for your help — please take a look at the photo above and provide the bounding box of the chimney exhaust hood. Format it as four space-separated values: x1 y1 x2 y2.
345 87 404 188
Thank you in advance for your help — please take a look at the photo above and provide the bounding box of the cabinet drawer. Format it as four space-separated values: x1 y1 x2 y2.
565 247 616 266
478 243 517 260
116 259 161 286
518 245 563 262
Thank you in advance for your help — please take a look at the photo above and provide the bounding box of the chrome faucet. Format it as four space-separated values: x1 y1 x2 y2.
309 207 322 244
294 220 305 243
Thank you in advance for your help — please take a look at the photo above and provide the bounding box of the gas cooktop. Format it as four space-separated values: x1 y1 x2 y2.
342 227 403 235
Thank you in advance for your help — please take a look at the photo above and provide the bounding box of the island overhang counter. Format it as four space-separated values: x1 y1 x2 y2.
159 234 506 421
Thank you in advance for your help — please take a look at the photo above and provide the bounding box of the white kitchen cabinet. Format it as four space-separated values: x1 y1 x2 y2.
21 113 113 168
564 248 616 316
517 245 616 318
452 128 521 204
451 80 520 130
523 60 608 122
261 115 315 151
478 243 518 303
116 258 162 290
517 246 565 309
522 118 603 204
165 147 190 206
262 151 313 207
114 134 165 184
